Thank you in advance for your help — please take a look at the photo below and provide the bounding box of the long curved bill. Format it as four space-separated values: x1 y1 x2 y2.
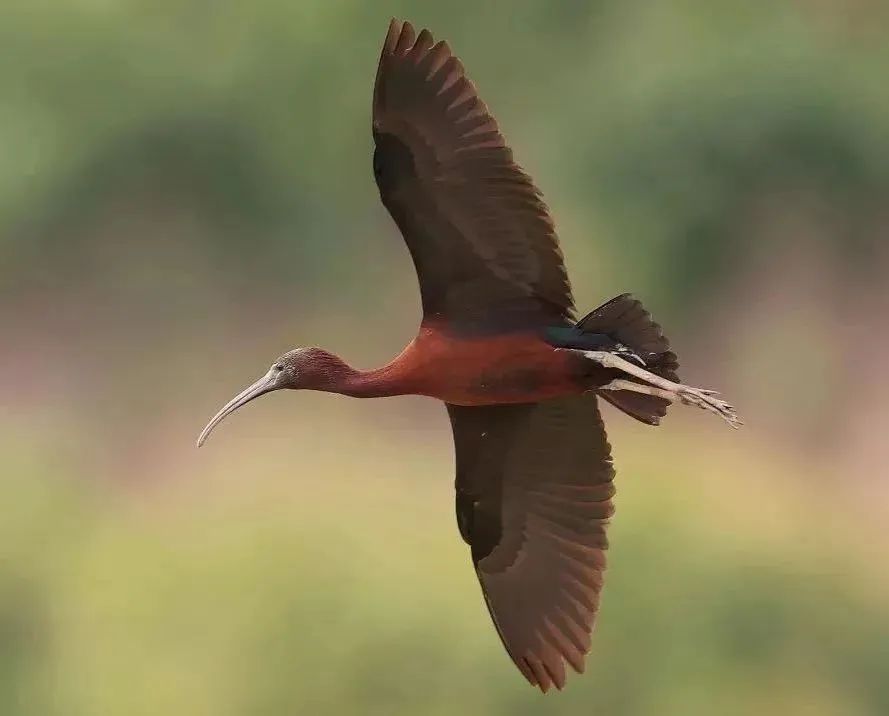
196 368 278 447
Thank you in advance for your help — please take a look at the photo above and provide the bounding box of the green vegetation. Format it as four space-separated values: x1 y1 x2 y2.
2 421 887 715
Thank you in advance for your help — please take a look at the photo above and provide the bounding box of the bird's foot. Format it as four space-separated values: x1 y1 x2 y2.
674 385 742 428
584 351 743 429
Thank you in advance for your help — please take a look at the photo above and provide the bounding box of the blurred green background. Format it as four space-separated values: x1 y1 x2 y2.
2 1 888 714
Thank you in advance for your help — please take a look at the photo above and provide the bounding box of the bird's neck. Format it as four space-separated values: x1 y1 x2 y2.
317 354 411 399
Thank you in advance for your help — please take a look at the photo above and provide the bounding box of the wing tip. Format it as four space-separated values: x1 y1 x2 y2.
519 652 568 694
381 18 453 63
393 20 416 55
383 18 401 54
383 18 426 57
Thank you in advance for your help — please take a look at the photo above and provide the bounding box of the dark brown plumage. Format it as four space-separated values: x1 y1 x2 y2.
373 20 574 331
197 18 741 694
449 398 614 691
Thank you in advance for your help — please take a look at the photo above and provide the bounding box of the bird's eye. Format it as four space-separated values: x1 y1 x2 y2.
274 364 284 372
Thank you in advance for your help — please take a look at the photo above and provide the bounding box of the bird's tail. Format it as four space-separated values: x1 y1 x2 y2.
575 294 679 426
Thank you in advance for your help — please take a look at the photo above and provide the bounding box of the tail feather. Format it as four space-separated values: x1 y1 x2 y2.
551 294 680 426
575 293 673 361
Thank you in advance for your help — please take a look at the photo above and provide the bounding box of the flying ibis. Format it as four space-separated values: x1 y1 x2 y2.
198 19 740 692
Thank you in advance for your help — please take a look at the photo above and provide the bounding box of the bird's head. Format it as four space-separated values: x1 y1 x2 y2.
196 347 345 447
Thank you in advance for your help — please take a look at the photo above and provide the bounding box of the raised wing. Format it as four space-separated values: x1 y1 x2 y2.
447 397 615 691
373 19 574 332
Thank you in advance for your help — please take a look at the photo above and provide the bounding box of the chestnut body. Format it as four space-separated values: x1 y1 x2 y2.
389 324 610 406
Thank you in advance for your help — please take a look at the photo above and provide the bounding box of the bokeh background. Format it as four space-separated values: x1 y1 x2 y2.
3 1 889 714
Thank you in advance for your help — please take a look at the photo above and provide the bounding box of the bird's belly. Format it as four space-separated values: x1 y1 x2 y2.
446 367 581 406
411 331 583 406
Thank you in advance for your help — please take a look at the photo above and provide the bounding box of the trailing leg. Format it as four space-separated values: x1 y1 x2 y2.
588 355 742 428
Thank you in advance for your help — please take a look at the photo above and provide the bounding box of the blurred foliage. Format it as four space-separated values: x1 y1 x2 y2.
3 0 888 308
2 1 889 714
2 421 888 716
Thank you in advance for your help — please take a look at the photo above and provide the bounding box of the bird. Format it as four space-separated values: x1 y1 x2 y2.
197 19 741 692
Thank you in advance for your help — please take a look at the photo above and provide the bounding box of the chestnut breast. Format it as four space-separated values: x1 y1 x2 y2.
403 326 583 405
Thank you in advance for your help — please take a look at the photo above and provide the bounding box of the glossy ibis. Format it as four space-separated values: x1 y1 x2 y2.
198 19 740 692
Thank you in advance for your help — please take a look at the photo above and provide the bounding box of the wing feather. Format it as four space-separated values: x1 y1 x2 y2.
448 397 615 691
373 19 574 331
